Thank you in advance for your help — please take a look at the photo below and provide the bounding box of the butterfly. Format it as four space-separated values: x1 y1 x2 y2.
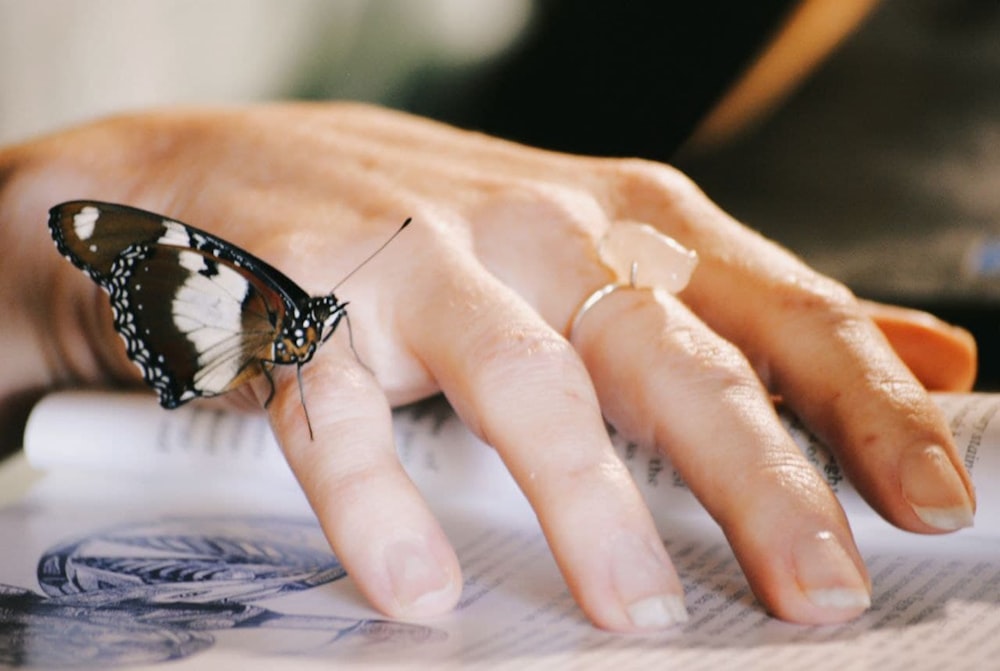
48 200 409 439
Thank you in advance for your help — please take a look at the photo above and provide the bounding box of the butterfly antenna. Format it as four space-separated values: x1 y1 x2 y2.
330 218 412 293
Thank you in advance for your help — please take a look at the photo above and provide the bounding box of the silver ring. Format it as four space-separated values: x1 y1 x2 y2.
567 280 634 342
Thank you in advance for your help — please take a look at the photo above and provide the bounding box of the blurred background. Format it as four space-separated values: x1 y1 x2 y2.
678 0 1000 386
2 0 998 382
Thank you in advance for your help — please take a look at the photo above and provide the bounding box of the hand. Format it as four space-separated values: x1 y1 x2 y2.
0 103 977 630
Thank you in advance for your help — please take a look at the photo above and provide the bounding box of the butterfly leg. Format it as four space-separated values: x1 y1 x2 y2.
260 360 276 408
342 312 374 377
296 362 315 441
260 359 314 440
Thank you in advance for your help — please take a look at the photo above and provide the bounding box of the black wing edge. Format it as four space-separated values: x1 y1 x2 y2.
48 200 312 305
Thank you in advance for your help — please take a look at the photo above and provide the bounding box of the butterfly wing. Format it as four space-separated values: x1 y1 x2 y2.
108 243 287 407
50 201 179 285
49 201 312 301
49 201 316 408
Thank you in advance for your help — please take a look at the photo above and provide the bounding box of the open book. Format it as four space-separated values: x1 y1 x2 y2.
3 391 1000 669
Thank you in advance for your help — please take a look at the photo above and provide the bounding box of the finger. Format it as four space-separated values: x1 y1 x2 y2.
692 260 975 533
253 343 462 619
401 247 688 632
571 286 872 624
859 299 977 392
605 166 976 534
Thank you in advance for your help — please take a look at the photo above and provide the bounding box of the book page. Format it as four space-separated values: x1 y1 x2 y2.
3 464 1000 668
5 391 1000 668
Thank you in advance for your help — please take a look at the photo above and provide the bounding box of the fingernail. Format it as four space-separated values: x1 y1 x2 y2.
794 530 871 612
900 444 975 531
610 533 688 629
384 538 455 616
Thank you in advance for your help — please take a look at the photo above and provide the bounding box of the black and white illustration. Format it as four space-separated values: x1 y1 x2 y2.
0 516 443 668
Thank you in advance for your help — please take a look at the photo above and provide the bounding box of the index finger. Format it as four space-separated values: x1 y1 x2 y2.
254 344 463 619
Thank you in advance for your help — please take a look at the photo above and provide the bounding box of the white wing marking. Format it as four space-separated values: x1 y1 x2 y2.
171 250 253 394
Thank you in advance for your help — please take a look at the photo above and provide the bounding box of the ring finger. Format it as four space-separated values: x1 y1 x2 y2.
569 285 873 624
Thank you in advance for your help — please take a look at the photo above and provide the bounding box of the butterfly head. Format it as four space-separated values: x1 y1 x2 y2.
273 295 348 365
314 294 348 344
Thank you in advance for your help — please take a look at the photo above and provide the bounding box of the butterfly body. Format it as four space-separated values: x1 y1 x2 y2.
48 201 347 411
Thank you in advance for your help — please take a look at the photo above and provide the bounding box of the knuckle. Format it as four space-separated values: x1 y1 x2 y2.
608 157 691 190
603 158 701 211
556 452 631 499
316 459 384 504
661 323 764 400
295 449 392 514
769 273 878 348
720 455 831 526
458 321 604 459
471 325 581 389
771 272 857 317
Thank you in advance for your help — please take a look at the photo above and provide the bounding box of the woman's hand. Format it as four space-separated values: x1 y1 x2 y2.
0 103 977 630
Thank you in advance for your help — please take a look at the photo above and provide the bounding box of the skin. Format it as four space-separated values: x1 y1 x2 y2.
0 103 978 631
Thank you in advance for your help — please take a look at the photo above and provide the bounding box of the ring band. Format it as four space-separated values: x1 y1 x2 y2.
568 281 634 341
568 222 698 342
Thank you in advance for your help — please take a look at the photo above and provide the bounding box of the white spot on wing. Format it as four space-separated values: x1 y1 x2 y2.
178 249 207 273
158 220 191 247
73 206 100 241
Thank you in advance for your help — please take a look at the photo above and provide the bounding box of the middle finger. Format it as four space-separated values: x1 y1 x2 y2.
399 229 688 632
